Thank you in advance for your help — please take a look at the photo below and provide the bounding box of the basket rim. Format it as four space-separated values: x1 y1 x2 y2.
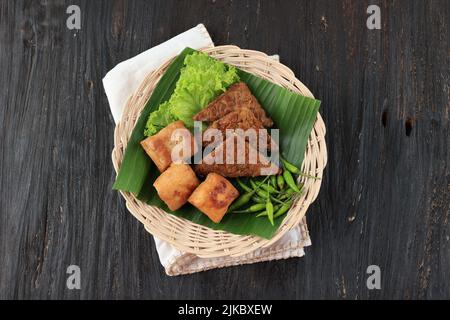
111 45 327 258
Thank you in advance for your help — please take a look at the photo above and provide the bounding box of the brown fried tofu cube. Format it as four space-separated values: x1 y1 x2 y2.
188 173 239 223
153 164 200 211
140 121 198 172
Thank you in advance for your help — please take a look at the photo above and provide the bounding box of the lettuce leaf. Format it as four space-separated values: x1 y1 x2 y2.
144 52 239 136
143 101 177 136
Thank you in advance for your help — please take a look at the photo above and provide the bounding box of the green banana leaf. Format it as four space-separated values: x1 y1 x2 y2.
113 47 321 239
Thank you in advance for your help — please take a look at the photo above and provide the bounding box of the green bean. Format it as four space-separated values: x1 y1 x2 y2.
255 188 269 199
236 178 252 192
270 196 291 205
230 177 273 211
249 178 265 190
249 180 270 198
256 210 267 218
266 200 274 226
281 157 300 174
251 178 278 194
250 176 270 188
228 192 254 212
273 200 292 218
256 204 281 217
233 203 266 213
283 188 296 195
277 174 285 190
278 188 296 200
278 194 293 202
231 177 266 203
260 184 279 194
251 196 266 203
270 175 277 188
283 170 300 193
249 180 258 191
298 172 321 180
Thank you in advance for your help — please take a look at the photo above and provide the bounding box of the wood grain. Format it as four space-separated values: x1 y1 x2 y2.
0 0 448 299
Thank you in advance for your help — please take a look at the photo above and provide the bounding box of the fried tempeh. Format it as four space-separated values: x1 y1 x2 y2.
192 82 273 127
194 134 280 178
202 107 273 148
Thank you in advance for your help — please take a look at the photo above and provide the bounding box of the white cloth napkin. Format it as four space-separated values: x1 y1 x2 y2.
104 24 311 276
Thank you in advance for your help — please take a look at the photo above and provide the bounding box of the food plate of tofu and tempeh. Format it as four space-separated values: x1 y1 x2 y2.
112 46 327 258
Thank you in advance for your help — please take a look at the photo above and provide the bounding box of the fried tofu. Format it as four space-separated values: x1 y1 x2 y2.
194 134 281 178
140 121 198 172
193 82 273 127
153 164 200 211
188 173 239 223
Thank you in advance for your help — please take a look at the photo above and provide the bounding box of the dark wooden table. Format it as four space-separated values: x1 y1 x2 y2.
0 0 448 300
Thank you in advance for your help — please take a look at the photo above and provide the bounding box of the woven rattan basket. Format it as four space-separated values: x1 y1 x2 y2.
112 45 327 258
